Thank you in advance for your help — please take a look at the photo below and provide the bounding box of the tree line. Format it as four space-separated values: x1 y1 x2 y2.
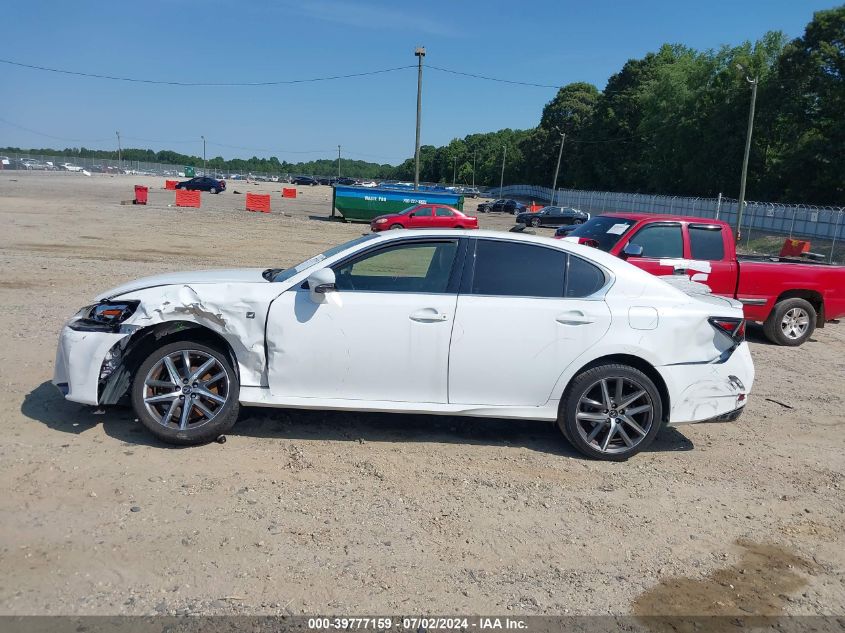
3 6 842 204
391 6 844 205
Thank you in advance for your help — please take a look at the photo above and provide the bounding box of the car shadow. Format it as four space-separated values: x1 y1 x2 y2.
22 381 693 458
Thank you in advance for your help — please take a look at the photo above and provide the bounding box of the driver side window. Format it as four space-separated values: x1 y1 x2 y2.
413 207 433 217
333 241 458 293
628 224 683 259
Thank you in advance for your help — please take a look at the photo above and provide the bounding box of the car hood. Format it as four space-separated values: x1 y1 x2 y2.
98 268 268 300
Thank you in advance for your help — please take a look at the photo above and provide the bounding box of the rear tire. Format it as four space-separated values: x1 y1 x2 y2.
763 298 816 346
559 363 662 461
131 341 239 446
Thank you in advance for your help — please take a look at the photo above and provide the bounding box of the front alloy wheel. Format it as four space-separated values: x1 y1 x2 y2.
560 364 662 461
132 341 239 445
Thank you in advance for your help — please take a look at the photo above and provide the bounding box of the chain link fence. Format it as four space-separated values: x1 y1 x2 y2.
489 184 844 263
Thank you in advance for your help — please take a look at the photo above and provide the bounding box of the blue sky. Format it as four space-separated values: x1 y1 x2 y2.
0 0 837 165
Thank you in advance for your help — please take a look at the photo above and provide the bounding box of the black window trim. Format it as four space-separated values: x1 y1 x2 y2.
324 236 468 295
461 237 611 300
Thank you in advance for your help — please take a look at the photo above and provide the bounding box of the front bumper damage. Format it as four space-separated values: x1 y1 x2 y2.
658 342 755 425
52 326 131 405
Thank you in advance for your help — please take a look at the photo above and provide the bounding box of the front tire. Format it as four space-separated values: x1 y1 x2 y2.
530 217 541 227
559 364 662 461
389 223 404 230
131 341 239 445
763 298 816 346
210 187 217 194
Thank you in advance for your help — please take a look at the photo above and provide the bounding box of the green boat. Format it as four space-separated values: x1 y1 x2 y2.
332 185 464 222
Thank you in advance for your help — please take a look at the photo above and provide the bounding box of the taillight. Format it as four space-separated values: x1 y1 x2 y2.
709 317 746 344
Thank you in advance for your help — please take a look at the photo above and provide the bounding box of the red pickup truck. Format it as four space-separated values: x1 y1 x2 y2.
562 213 845 346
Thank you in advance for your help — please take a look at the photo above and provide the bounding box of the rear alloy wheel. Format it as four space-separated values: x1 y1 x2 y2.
131 341 239 445
560 364 662 461
763 297 816 346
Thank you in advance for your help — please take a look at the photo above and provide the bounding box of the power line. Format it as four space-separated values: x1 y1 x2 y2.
0 116 111 143
0 58 415 86
427 64 565 89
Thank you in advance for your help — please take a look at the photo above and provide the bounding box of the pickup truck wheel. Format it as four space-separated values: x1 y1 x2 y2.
763 298 816 346
559 364 662 461
131 341 239 445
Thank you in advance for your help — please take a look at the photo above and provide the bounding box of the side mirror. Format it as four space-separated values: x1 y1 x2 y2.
408 212 415 218
622 243 644 258
306 268 336 303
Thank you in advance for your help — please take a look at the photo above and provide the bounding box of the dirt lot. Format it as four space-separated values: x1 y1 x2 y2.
0 172 843 617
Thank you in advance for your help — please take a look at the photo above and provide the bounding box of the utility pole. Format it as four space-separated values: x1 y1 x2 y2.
337 145 341 178
735 64 758 243
472 151 477 189
550 132 566 206
499 145 507 194
413 46 426 191
115 131 121 171
201 135 206 175
452 156 457 187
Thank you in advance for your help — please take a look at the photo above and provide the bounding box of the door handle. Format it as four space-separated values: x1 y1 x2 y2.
556 310 594 325
410 308 449 323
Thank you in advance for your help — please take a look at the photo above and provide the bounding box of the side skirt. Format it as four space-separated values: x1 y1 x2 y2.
238 386 559 421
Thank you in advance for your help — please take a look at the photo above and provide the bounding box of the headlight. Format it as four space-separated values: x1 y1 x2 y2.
69 301 140 332
375 218 388 224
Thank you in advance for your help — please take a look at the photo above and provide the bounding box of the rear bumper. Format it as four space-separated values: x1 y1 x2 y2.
658 343 755 425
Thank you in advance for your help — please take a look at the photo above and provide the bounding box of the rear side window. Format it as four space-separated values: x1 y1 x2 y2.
628 224 683 258
689 225 725 260
435 207 454 217
566 256 606 297
471 240 566 298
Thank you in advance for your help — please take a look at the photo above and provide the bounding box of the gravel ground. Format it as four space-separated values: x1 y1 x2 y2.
0 172 843 617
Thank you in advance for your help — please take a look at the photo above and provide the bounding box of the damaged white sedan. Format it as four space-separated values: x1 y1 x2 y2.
53 230 754 460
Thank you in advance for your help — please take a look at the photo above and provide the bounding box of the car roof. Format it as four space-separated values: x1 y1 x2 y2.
600 212 730 226
368 228 622 268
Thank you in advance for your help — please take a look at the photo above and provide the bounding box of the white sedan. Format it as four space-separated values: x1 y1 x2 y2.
53 230 754 460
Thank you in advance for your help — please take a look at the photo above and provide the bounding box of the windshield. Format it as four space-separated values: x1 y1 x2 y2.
266 234 377 282
567 216 637 251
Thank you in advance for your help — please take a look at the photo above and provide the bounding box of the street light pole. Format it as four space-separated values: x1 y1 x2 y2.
115 131 121 170
499 145 507 194
550 132 566 206
472 151 477 189
413 46 426 191
452 156 457 187
337 145 341 178
735 65 758 243
201 135 206 175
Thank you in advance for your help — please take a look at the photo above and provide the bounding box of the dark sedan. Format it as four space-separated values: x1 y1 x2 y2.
175 176 226 193
292 176 319 186
477 199 526 214
516 206 589 227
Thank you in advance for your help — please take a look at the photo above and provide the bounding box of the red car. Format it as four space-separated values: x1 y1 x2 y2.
563 213 845 346
370 204 478 231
